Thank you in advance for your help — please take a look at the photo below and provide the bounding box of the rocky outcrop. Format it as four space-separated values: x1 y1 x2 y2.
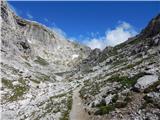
141 14 160 38
150 34 160 46
82 48 101 65
1 1 90 72
134 75 159 92
79 13 160 120
145 92 160 107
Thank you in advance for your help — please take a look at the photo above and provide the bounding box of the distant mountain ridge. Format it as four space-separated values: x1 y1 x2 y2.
80 14 160 69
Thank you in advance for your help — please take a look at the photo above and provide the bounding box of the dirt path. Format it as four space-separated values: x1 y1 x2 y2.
69 87 89 120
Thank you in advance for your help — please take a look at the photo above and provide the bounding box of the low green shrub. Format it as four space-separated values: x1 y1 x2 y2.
60 95 72 120
94 105 115 115
107 72 146 88
2 78 13 89
34 56 49 66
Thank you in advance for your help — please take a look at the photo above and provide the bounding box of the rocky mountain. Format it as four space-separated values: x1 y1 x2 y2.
1 1 160 120
1 1 90 120
78 14 160 120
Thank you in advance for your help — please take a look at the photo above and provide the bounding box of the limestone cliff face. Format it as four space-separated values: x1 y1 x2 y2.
1 1 90 73
1 1 90 119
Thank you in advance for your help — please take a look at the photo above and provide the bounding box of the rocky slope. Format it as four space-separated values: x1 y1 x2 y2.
1 1 160 120
78 14 160 120
1 1 90 120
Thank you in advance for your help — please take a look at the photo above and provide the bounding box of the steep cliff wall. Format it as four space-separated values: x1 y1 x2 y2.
1 2 90 119
1 1 90 74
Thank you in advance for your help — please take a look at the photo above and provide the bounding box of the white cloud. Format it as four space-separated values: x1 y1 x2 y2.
83 38 106 50
83 21 137 50
48 21 137 50
26 12 33 19
105 21 137 46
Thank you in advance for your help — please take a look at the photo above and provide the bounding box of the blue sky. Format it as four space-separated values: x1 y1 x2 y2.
8 1 160 49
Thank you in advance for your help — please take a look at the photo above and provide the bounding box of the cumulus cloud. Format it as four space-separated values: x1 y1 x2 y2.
26 12 33 19
84 21 137 50
105 21 137 46
83 38 106 50
48 21 137 50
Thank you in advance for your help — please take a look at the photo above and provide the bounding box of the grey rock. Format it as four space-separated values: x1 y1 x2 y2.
104 94 114 105
1 1 90 120
146 92 160 107
141 14 160 38
134 75 159 92
151 34 160 46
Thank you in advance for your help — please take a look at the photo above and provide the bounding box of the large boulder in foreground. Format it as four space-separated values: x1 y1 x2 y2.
134 75 159 92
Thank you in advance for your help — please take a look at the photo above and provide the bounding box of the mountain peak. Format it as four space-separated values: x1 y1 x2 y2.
140 14 160 38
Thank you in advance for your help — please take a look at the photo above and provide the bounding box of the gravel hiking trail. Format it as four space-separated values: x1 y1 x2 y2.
69 86 89 120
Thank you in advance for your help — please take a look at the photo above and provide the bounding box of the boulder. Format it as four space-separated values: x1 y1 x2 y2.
105 94 114 105
134 75 159 92
149 34 160 46
144 92 160 108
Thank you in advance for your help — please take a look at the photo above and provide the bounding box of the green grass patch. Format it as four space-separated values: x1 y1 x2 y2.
24 62 32 67
60 95 72 120
126 64 135 69
9 85 29 101
112 59 126 67
107 75 134 87
99 48 118 62
30 79 41 84
107 72 146 88
80 82 100 98
128 39 141 45
18 78 27 85
34 56 49 66
36 73 50 82
94 105 115 115
2 78 13 89
121 60 143 70
52 93 68 98
112 94 119 103
94 93 132 115
115 42 126 50
2 77 29 102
